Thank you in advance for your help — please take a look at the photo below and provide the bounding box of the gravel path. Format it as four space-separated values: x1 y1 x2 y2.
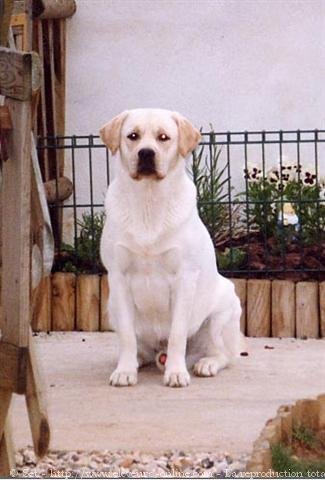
13 446 249 478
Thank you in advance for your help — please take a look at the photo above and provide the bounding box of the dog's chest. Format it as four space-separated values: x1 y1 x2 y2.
127 253 176 317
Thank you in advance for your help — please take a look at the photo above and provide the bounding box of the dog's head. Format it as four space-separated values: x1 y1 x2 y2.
100 108 201 180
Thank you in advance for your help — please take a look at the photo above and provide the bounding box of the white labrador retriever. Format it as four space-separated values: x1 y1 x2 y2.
100 108 241 388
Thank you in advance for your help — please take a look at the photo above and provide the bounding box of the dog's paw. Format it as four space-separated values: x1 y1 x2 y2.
109 369 138 387
164 369 190 388
193 356 227 377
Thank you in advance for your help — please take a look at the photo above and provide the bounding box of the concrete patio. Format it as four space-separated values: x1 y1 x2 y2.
10 333 325 456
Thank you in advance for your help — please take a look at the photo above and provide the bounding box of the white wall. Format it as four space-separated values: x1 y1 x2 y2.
63 0 325 242
66 0 325 133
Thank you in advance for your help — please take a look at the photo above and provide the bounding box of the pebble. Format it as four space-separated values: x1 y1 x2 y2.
14 446 248 477
201 457 214 468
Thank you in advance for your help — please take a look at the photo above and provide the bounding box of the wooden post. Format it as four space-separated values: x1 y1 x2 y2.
0 22 50 475
296 282 319 338
76 275 100 331
230 279 247 334
31 276 51 332
0 0 14 45
1 105 31 345
39 0 76 19
271 280 295 337
0 421 15 473
320 282 325 338
247 280 271 337
100 274 112 331
52 272 76 330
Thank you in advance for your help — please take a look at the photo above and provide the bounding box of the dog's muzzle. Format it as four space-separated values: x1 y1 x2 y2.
137 148 156 176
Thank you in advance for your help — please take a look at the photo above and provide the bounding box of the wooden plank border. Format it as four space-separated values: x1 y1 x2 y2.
27 275 325 337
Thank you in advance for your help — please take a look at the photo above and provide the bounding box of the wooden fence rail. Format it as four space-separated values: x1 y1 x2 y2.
28 275 325 338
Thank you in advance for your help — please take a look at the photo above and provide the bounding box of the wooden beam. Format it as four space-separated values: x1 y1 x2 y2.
76 275 100 331
100 274 111 331
25 331 50 457
0 343 28 392
0 389 12 441
271 280 295 337
0 47 41 100
1 99 31 348
52 272 76 331
39 0 76 19
0 420 15 476
31 276 51 332
296 282 319 338
247 280 271 337
0 0 14 46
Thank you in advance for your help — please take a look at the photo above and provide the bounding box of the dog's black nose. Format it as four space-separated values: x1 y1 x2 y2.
137 148 156 175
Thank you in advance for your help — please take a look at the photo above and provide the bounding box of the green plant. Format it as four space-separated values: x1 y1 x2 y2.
189 131 243 247
217 247 246 270
271 443 325 476
54 211 106 274
293 424 316 448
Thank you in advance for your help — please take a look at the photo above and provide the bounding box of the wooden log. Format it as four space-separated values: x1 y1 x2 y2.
52 272 75 331
39 0 76 19
320 282 325 338
0 342 27 392
230 279 246 334
0 47 41 100
271 280 295 337
0 0 14 46
0 105 13 130
247 280 271 337
31 276 51 332
1 98 31 347
100 274 112 331
0 390 12 442
0 420 15 476
76 275 100 331
44 176 73 202
296 282 319 338
25 330 50 457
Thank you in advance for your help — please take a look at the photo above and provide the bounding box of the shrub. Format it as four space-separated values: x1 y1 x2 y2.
54 211 106 274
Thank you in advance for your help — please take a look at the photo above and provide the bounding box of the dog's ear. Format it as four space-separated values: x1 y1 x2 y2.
172 112 201 158
99 111 129 155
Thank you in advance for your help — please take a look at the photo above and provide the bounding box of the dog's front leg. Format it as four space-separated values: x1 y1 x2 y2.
164 270 198 388
109 272 138 387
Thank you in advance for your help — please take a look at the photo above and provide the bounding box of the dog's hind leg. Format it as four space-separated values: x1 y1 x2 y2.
191 298 241 377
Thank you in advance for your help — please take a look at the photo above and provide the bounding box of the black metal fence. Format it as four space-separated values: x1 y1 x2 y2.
37 130 325 280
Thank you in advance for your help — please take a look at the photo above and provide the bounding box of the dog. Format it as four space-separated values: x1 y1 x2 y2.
99 108 241 388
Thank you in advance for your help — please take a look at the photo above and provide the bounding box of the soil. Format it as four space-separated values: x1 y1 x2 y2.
291 430 325 462
218 233 325 281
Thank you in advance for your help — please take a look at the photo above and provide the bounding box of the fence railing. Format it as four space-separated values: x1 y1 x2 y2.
37 130 325 281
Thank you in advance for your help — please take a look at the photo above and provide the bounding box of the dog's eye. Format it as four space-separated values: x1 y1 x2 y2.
127 132 139 141
158 133 170 142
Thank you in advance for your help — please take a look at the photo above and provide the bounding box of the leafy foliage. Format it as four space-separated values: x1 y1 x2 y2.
271 443 325 476
293 424 316 448
189 132 246 270
54 211 106 274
